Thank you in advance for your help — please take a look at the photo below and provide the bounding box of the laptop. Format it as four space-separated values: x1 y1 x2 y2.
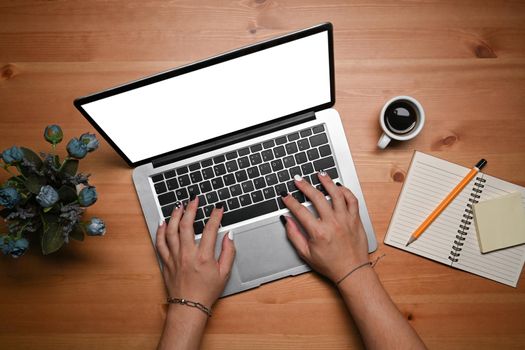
74 22 377 296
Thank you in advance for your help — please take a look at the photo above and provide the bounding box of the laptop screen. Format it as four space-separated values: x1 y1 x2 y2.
76 25 332 166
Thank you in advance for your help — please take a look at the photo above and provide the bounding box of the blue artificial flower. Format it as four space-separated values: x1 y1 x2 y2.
86 217 106 236
10 238 29 258
0 187 20 209
66 138 88 159
78 186 97 207
0 235 14 255
36 185 59 208
44 125 63 145
79 133 99 152
1 146 24 165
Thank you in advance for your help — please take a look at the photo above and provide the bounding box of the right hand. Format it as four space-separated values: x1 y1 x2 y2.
281 172 369 283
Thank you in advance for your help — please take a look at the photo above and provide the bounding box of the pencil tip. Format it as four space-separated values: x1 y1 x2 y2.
406 236 416 246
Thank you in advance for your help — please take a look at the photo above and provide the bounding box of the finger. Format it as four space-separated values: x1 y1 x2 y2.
218 231 236 280
337 182 360 217
155 219 170 264
318 171 346 213
166 203 184 252
178 195 199 248
292 174 333 220
281 192 319 235
281 215 311 260
199 203 224 258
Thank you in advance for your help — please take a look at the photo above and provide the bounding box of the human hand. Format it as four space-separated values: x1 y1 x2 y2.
155 198 236 308
281 172 369 283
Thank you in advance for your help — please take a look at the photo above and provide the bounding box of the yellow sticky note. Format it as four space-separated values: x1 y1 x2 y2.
473 192 525 253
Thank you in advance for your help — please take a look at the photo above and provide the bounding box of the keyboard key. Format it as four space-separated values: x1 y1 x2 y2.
250 144 262 152
288 132 300 141
164 170 177 179
259 163 272 175
247 166 260 179
291 191 306 203
227 197 240 210
286 180 297 192
239 194 252 207
197 195 206 207
265 173 278 186
295 152 308 164
211 177 224 190
154 182 167 194
313 124 325 133
275 183 287 196
274 146 286 158
263 187 276 199
199 180 212 193
261 149 274 162
241 180 254 193
316 184 328 196
301 162 314 175
162 203 176 217
271 159 284 172
278 170 290 182
226 151 238 160
179 174 191 187
177 166 189 175
313 156 335 172
204 205 214 217
263 140 275 149
214 163 227 176
319 144 332 157
230 184 242 197
307 148 320 161
277 196 286 209
326 167 339 179
206 191 219 204
213 155 225 164
175 188 189 200
297 139 310 151
225 160 238 172
251 190 264 203
309 133 328 147
201 158 213 167
275 136 287 145
300 129 313 137
167 178 179 190
189 163 201 171
218 187 231 200
285 142 298 155
222 199 278 226
202 167 214 180
152 174 164 183
311 174 321 185
253 177 266 189
193 221 205 235
158 191 176 206
249 153 262 165
289 166 301 178
223 173 236 186
238 156 250 169
238 147 250 156
190 171 203 183
283 155 296 168
196 208 205 220
188 184 200 198
235 170 248 182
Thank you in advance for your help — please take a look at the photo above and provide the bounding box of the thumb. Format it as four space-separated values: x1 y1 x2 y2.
218 232 236 280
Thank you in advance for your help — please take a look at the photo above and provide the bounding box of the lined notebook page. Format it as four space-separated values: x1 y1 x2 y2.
384 152 525 287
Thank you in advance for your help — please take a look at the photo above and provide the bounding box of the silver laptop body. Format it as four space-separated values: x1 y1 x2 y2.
74 22 377 297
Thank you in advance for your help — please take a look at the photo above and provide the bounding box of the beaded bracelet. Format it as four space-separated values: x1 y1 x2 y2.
167 297 212 317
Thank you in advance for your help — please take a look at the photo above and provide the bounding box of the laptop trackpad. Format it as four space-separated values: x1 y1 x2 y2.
234 218 306 283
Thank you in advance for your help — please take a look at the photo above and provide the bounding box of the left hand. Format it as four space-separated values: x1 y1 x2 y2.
155 198 236 309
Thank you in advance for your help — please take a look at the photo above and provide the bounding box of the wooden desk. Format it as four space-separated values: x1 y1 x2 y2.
1 1 524 348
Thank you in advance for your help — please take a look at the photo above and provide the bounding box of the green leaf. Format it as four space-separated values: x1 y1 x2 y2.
70 224 85 241
21 147 43 169
61 159 79 176
41 221 64 255
52 155 61 169
24 175 45 194
57 185 77 204
43 207 53 213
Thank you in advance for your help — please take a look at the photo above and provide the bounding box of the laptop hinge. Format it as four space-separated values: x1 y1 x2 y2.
152 111 316 168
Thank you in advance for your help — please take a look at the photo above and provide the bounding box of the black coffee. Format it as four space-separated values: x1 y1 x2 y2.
384 101 418 134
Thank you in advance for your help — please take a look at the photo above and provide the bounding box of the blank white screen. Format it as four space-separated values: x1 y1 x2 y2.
82 31 331 163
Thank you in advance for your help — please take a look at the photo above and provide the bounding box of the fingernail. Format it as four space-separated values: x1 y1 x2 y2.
227 231 234 240
159 218 165 227
190 193 196 201
279 215 287 226
336 182 342 187
319 169 327 176
215 202 223 209
293 174 303 182
280 191 288 198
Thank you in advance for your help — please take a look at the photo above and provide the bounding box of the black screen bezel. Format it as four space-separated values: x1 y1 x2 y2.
74 22 335 167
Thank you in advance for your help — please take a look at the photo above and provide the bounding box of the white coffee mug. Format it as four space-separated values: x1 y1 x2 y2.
377 96 425 149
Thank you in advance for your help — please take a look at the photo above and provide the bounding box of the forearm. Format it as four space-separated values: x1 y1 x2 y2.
338 267 426 350
158 304 208 350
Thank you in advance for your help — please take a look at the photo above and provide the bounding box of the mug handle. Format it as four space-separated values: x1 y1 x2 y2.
377 133 391 149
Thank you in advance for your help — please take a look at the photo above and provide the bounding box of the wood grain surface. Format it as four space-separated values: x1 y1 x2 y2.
1 1 525 349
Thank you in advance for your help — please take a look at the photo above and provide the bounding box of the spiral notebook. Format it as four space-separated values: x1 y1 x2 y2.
384 151 525 287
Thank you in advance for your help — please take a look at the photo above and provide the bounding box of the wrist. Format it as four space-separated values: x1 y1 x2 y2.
336 263 377 293
167 302 209 324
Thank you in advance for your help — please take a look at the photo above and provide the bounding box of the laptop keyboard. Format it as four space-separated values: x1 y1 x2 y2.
151 124 339 235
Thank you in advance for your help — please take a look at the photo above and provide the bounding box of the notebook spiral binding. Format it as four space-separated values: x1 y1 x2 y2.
448 176 487 263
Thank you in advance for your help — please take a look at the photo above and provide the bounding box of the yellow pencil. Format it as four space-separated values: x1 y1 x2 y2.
405 159 487 246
